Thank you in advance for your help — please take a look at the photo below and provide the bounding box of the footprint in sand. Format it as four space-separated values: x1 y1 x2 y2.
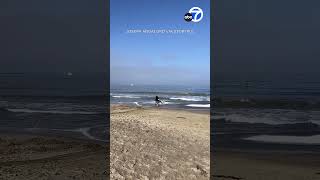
212 175 243 180
176 117 186 119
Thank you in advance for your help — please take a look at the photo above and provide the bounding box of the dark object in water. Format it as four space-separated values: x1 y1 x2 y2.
155 96 162 106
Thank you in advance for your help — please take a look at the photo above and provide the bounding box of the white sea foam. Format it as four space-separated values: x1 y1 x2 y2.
112 95 141 99
76 127 99 141
310 111 320 125
186 104 210 108
140 101 155 104
7 108 100 115
170 96 209 102
244 135 320 145
162 101 176 105
26 126 107 142
213 109 320 125
143 101 176 105
133 102 141 106
221 114 287 125
311 120 320 126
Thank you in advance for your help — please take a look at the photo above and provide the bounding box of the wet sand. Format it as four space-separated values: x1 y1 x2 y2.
212 150 320 180
110 105 210 180
0 134 108 180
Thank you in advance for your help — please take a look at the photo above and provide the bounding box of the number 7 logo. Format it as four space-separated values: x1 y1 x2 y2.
189 7 204 23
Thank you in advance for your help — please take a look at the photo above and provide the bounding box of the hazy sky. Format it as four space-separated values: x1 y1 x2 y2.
0 0 107 73
214 0 320 77
2 0 320 79
110 0 210 86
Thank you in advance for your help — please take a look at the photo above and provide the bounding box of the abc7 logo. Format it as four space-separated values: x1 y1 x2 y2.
184 7 203 22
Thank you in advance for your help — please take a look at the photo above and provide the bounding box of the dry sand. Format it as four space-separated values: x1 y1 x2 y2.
0 134 108 180
110 105 210 180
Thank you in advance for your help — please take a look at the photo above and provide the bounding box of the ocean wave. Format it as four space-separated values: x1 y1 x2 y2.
311 120 320 126
170 96 209 102
133 102 142 106
76 127 107 142
186 104 210 108
213 108 320 125
26 126 108 142
112 95 141 99
213 98 320 109
217 114 291 125
7 108 103 115
244 134 320 145
162 101 177 105
142 100 176 105
111 91 209 96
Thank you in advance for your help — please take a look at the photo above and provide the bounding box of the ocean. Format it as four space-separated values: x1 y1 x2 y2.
3 72 319 149
0 73 108 142
110 84 210 110
213 72 320 151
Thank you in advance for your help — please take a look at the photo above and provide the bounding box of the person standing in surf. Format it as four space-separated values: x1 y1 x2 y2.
155 96 162 107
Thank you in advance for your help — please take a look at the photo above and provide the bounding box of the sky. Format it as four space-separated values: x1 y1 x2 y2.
214 0 320 79
2 0 320 81
110 0 210 87
0 0 107 73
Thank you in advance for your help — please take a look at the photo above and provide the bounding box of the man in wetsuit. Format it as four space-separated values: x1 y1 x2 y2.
155 96 162 106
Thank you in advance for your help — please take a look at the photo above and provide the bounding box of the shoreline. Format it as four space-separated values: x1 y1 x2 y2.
0 127 109 145
111 103 210 114
213 115 320 179
0 131 108 145
2 104 319 179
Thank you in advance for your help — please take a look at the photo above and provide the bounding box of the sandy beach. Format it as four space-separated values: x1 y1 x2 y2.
2 105 319 180
212 150 320 180
110 105 210 180
0 134 108 180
